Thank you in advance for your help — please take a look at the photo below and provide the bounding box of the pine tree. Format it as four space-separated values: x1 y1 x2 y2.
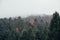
47 11 60 40
27 27 34 40
55 16 60 40
35 31 41 40
20 31 28 40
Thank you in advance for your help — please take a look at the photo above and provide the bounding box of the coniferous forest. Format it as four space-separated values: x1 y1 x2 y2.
0 12 60 40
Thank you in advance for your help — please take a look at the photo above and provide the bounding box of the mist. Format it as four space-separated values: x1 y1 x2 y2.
0 0 60 18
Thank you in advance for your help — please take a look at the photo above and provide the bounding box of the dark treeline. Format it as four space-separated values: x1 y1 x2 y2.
0 11 60 40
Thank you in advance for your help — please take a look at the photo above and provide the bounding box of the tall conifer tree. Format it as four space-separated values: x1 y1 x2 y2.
47 11 60 40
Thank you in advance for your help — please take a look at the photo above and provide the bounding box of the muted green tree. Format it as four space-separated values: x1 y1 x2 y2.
47 11 60 40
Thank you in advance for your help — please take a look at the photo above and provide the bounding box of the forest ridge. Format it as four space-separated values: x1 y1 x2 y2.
0 11 60 40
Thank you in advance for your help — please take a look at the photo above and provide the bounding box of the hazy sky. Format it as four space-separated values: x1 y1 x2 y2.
0 0 60 18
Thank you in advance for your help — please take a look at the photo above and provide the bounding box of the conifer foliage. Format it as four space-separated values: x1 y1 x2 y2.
47 11 60 40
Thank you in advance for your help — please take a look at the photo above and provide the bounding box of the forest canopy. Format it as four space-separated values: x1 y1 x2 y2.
0 12 60 40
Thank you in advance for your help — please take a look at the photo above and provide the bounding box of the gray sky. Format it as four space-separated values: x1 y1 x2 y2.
0 0 60 18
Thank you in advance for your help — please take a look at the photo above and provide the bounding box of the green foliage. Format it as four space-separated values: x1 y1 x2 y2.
47 11 60 40
0 12 60 40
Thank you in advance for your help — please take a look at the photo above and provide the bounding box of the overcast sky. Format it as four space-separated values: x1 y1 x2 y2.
0 0 60 18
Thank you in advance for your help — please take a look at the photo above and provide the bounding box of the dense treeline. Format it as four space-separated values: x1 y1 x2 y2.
0 12 60 40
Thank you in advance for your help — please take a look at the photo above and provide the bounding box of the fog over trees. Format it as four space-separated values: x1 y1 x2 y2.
0 12 60 40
